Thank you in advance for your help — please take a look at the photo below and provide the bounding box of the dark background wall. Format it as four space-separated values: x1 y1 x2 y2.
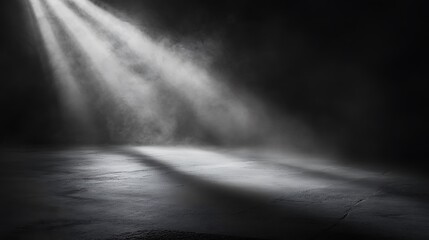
0 0 427 168
0 0 61 145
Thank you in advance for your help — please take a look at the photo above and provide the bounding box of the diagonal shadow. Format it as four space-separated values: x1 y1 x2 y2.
114 147 400 240
232 152 429 206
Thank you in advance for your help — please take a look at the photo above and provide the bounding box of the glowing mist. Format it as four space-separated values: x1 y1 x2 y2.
26 0 314 148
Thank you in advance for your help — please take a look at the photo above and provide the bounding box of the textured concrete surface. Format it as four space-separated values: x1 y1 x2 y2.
1 146 428 239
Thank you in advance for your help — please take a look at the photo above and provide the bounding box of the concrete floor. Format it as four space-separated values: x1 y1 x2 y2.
1 146 428 240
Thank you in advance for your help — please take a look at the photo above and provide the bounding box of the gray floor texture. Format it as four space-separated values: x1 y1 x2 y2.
1 146 428 240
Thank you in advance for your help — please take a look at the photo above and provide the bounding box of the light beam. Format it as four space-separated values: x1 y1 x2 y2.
69 0 264 143
27 0 306 146
27 0 97 143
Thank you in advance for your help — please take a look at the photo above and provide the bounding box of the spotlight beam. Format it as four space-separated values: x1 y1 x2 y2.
29 0 287 144
45 0 153 108
27 0 97 142
44 0 179 142
70 0 261 141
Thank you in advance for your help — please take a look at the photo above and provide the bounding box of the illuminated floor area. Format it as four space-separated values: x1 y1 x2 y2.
1 147 429 239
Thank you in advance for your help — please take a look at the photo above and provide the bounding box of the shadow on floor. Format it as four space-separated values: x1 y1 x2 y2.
231 152 429 206
115 147 399 240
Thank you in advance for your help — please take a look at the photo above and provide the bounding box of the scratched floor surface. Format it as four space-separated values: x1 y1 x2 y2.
1 146 428 239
